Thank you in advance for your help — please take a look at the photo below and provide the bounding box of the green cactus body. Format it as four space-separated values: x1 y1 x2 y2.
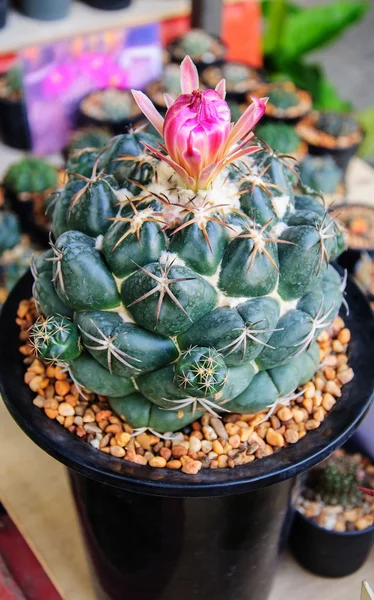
70 352 135 398
52 231 120 311
52 180 86 239
121 261 217 336
66 175 118 237
67 149 100 180
32 251 73 318
0 212 21 254
66 128 111 155
29 115 345 433
30 315 81 363
102 200 167 278
75 310 178 377
4 158 57 195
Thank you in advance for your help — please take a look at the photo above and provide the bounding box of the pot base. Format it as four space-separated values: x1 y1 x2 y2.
70 470 293 600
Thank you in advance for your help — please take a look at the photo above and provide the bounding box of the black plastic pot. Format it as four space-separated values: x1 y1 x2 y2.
18 0 70 20
83 0 132 9
290 509 374 577
0 0 8 28
0 92 32 151
1 272 374 600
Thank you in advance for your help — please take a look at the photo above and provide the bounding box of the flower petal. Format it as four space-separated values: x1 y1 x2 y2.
164 93 175 109
142 142 196 188
131 89 164 135
215 78 226 100
226 96 267 149
180 56 199 94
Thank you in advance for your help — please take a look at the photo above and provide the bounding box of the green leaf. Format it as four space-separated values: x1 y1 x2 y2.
278 1 369 61
357 106 374 159
262 0 301 57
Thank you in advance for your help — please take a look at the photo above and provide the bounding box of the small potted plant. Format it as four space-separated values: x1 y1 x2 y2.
3 157 58 244
255 122 307 161
298 155 345 204
1 57 374 600
145 63 187 114
296 111 364 173
250 81 312 124
63 126 112 161
202 62 263 102
167 29 226 71
290 449 374 577
78 88 143 135
0 64 32 150
18 0 71 20
83 0 132 9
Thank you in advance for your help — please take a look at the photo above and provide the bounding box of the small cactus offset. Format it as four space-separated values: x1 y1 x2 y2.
30 315 82 363
30 57 347 434
3 157 58 196
298 155 343 195
66 127 112 156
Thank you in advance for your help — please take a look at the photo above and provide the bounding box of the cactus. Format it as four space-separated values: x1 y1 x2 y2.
310 454 364 509
268 87 299 109
163 63 183 95
30 315 82 363
316 112 359 138
179 29 215 57
29 57 346 434
5 65 24 98
0 211 21 254
298 155 343 194
66 127 112 156
256 123 301 155
82 89 138 123
3 158 58 196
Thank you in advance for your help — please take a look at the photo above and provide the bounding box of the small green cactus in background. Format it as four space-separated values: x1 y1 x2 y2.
180 29 214 57
311 454 364 509
268 87 299 109
3 158 58 196
256 123 301 154
222 63 251 85
0 211 21 255
316 112 359 138
163 63 183 94
299 155 343 194
30 315 82 363
66 127 111 156
100 89 135 122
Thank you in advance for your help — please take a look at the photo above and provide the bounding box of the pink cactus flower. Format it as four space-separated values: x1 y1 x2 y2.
132 56 267 190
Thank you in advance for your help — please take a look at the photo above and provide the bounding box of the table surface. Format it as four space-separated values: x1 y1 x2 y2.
1 157 374 599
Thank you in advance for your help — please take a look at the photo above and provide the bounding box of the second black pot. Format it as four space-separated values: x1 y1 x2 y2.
0 94 32 151
0 0 8 28
290 509 374 577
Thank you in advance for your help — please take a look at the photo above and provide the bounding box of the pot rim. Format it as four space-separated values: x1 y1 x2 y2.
1 269 374 497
